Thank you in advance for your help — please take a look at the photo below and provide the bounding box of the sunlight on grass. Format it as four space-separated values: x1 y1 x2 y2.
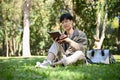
0 55 120 80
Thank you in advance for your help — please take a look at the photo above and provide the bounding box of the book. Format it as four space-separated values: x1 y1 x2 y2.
47 31 61 41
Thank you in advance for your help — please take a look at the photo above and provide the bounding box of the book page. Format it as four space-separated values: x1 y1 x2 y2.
47 31 61 40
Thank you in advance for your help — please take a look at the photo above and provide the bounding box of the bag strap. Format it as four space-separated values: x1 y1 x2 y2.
85 55 93 64
91 50 94 57
101 50 105 56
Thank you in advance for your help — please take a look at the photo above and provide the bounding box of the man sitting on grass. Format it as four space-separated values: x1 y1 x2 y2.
35 13 88 68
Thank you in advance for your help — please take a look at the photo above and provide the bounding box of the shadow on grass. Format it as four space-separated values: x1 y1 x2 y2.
0 56 120 80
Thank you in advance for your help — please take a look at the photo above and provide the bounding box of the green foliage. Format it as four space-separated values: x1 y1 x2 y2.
0 0 23 56
30 0 64 55
107 0 120 19
103 17 119 53
30 0 52 55
74 0 97 49
0 0 120 56
111 17 119 28
74 0 120 51
0 55 120 80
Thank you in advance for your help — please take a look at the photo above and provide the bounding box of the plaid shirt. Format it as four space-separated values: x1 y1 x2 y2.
62 29 88 55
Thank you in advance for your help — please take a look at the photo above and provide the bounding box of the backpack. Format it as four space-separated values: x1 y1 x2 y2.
86 49 116 64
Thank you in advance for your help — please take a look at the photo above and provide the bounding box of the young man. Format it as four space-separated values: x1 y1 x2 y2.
35 13 88 68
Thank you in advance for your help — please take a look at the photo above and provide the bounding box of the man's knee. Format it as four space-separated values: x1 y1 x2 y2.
47 52 56 61
74 51 86 60
61 51 85 65
74 51 84 56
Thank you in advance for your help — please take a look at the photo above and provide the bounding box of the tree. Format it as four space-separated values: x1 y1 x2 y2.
93 1 108 49
0 0 22 56
23 0 31 57
0 0 119 56
118 14 120 51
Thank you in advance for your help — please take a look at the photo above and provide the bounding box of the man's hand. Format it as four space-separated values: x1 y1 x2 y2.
55 34 67 44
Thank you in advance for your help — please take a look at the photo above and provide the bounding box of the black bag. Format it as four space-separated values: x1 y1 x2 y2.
86 49 116 64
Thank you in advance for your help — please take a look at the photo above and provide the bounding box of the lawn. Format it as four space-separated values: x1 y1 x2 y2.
0 55 120 80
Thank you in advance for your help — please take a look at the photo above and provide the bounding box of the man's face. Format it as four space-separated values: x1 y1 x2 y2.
61 19 73 31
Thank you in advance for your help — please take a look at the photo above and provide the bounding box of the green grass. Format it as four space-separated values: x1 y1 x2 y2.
0 55 120 80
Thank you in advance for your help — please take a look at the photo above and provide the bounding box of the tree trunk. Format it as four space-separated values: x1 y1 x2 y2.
93 2 107 49
2 31 5 56
2 7 9 57
22 0 31 57
5 28 9 57
14 0 23 56
9 38 14 56
99 11 107 48
95 10 101 40
93 3 101 49
118 16 120 51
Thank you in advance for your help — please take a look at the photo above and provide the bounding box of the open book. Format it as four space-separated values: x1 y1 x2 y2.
47 31 61 41
48 31 67 41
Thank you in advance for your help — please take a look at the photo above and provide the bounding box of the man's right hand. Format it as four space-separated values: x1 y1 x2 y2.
54 34 67 44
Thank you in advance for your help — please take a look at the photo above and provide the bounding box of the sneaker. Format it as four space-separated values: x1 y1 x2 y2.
35 62 41 68
35 60 53 68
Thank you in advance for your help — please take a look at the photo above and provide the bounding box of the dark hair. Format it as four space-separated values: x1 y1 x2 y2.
60 13 73 23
